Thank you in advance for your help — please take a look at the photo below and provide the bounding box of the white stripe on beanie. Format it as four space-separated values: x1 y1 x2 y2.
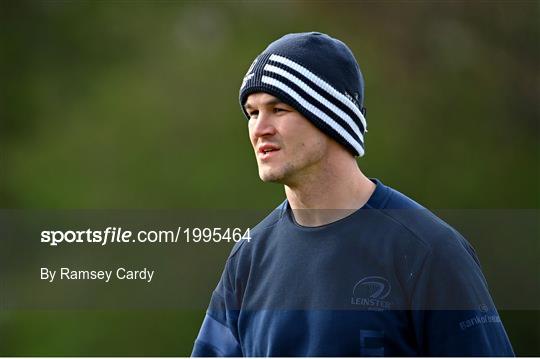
268 54 367 132
263 63 364 144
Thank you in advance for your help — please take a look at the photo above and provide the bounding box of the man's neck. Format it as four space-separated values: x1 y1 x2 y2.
284 160 376 227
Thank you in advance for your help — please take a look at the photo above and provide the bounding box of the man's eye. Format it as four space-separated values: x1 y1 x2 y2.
249 111 259 118
274 108 286 113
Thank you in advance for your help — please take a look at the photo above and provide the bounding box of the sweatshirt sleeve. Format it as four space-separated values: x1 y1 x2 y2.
191 260 242 357
410 229 515 356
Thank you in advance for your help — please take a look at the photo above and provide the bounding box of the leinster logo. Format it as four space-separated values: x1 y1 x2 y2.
351 276 391 310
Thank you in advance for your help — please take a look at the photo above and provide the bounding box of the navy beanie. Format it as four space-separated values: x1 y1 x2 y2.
239 32 368 157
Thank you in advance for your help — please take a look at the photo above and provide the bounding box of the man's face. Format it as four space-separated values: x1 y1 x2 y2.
245 92 330 185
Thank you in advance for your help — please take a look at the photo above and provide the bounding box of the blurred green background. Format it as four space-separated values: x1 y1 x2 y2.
1 0 538 356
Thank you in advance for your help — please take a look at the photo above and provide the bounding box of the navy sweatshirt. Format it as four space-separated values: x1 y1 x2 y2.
192 178 514 356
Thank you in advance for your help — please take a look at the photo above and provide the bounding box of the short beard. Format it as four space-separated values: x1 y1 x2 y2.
258 162 296 184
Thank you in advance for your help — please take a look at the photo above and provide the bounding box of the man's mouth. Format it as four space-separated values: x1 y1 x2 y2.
258 144 280 159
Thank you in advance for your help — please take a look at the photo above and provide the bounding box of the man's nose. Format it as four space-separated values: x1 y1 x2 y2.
251 112 277 138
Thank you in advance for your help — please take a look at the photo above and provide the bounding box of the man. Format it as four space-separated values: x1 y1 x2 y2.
192 32 514 356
